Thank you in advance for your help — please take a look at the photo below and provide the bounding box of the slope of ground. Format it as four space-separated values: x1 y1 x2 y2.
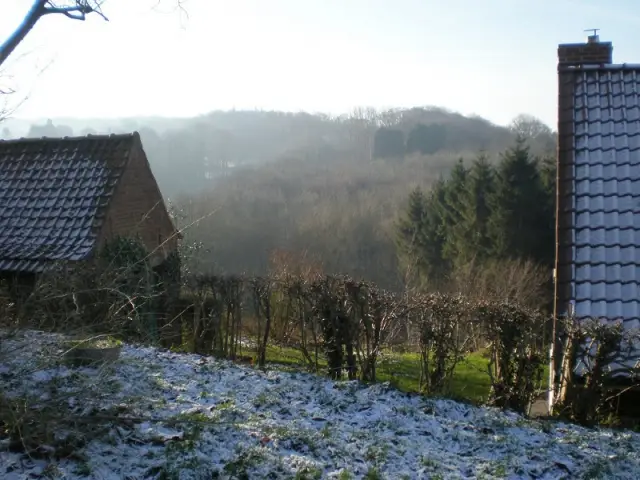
1 331 638 479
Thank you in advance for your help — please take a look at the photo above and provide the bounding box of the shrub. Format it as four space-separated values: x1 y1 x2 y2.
474 301 545 413
20 237 159 342
556 317 640 425
412 293 472 395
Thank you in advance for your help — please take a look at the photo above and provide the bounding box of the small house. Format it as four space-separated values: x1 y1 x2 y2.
0 132 180 291
553 34 640 409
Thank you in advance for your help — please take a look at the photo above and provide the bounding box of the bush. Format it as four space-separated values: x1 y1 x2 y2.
474 301 545 413
8 256 559 418
555 318 640 425
19 237 159 342
412 293 472 395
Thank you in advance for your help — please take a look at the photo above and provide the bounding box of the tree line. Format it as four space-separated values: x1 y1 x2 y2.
373 123 448 158
5 108 555 201
395 137 556 300
5 109 557 299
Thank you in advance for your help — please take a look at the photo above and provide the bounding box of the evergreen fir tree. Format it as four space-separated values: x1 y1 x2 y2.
396 139 556 291
396 182 449 285
451 152 495 266
424 179 451 282
487 137 551 263
539 152 556 199
440 158 468 262
396 187 428 272
538 152 557 266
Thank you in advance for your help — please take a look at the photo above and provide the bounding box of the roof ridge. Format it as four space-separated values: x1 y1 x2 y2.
0 131 139 145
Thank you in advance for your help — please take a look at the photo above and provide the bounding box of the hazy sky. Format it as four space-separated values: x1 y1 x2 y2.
2 0 640 127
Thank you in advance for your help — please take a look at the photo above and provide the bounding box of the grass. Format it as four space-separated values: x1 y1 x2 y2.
235 343 550 405
238 344 486 403
377 351 491 401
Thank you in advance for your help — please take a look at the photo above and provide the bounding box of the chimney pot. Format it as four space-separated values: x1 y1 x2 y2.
585 28 600 44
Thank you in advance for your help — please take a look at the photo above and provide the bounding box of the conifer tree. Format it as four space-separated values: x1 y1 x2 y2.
440 158 468 262
426 178 451 281
396 138 556 289
396 187 428 270
396 183 449 285
537 152 557 266
451 152 495 266
487 137 550 263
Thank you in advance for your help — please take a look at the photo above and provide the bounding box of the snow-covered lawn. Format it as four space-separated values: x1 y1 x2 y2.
1 330 639 479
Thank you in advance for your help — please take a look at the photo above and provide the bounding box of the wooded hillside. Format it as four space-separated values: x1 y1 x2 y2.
4 107 555 289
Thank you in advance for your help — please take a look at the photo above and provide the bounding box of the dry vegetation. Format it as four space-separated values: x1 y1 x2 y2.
174 152 464 289
141 108 556 288
1 235 640 477
2 109 638 475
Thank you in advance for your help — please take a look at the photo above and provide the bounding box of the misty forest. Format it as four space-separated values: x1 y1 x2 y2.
2 109 557 295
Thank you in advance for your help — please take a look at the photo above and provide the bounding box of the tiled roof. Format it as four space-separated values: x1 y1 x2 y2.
0 133 137 273
567 66 640 325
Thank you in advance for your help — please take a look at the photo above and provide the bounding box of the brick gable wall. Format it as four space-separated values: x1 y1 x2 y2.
97 139 178 263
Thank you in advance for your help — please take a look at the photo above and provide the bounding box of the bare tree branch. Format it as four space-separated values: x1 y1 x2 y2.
43 6 90 21
0 1 47 68
2 0 186 68
43 1 110 21
0 1 111 68
0 54 54 124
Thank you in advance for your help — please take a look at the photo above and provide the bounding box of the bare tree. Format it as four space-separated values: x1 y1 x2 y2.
0 82 13 122
341 107 379 162
508 114 552 140
0 68 21 124
0 51 54 125
0 0 187 68
0 1 110 68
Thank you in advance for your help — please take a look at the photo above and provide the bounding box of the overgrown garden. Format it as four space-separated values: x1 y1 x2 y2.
1 238 637 428
2 136 639 468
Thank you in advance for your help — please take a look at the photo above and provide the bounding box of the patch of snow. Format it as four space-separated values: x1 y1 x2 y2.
0 329 639 479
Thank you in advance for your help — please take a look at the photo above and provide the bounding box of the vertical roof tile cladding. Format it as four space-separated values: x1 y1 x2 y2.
571 68 640 322
0 134 136 273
